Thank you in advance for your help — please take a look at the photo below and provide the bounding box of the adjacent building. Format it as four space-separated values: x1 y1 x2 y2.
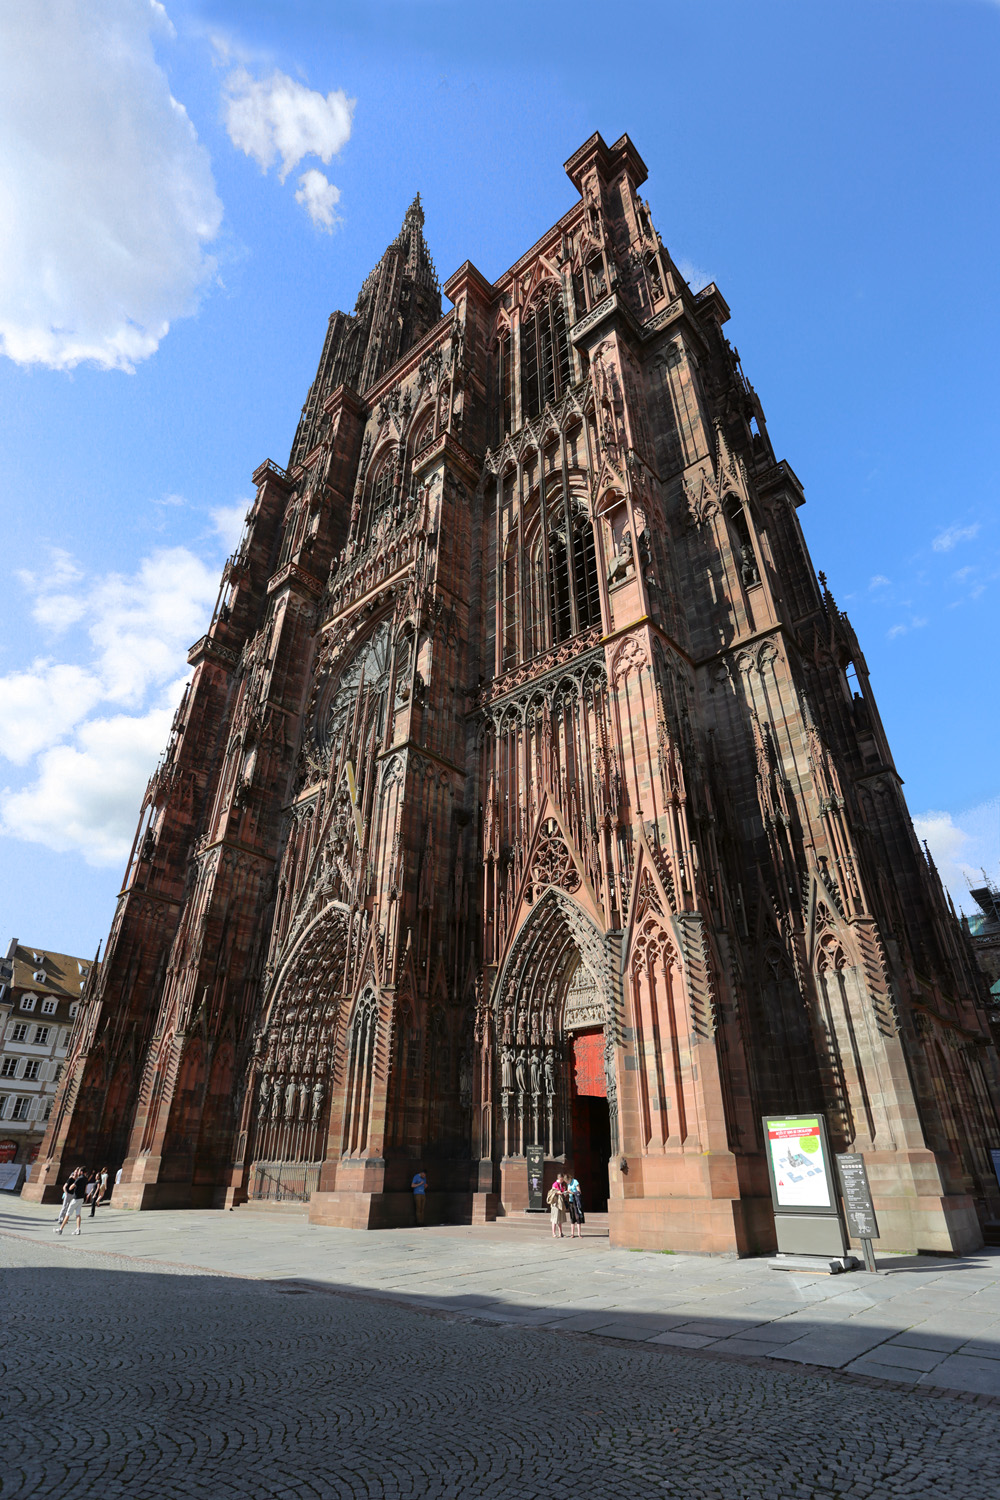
26 133 1000 1253
0 940 94 1168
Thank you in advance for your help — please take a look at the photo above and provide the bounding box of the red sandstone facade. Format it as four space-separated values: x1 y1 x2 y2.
26 134 1000 1253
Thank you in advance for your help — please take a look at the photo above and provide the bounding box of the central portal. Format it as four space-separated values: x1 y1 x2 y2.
488 890 614 1216
568 1028 611 1212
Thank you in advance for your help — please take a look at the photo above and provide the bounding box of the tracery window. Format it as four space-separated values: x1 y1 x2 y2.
367 448 396 526
520 293 572 420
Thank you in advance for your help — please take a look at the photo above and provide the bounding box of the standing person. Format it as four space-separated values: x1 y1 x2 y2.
566 1171 585 1238
86 1167 101 1218
56 1170 89 1235
55 1168 77 1226
411 1169 428 1225
546 1173 568 1238
97 1166 110 1204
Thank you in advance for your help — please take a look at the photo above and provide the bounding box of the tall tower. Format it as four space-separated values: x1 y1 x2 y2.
28 135 1000 1255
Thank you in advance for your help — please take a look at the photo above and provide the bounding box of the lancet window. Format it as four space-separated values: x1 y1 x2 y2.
367 447 396 529
520 292 572 420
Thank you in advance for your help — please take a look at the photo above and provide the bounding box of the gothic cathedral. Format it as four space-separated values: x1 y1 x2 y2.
28 134 1000 1253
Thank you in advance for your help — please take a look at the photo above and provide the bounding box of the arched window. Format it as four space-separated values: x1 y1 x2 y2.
367 448 396 526
572 515 601 630
520 292 572 420
409 407 435 459
495 328 512 441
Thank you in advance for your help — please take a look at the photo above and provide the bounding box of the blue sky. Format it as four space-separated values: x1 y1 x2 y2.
1 0 998 957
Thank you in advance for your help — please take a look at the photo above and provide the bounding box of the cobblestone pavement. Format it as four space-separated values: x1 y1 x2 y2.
4 1196 1000 1397
4 1234 1000 1500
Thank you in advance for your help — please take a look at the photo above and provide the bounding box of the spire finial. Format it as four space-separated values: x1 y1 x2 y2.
404 192 424 229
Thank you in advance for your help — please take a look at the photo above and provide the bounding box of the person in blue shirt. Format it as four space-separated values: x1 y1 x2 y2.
411 1170 427 1225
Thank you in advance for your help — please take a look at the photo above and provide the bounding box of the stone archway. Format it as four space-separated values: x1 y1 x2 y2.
490 888 615 1211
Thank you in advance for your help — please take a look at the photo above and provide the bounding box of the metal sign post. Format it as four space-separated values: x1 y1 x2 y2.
526 1145 545 1212
836 1153 880 1273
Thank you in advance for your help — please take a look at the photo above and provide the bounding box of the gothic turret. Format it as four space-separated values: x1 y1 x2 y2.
290 197 441 468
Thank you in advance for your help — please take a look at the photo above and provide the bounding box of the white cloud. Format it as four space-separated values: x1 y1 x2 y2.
0 544 219 863
211 501 252 551
675 258 713 293
914 802 1000 916
1 694 181 866
0 664 104 766
886 616 927 639
869 574 891 590
295 169 342 231
932 522 980 552
223 67 354 182
0 0 223 372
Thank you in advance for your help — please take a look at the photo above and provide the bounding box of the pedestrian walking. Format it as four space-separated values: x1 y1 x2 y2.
411 1169 428 1225
566 1171 585 1238
97 1166 110 1204
55 1169 89 1235
547 1173 568 1238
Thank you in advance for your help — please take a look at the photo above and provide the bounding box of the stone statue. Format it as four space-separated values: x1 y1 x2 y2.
739 542 760 587
530 1048 542 1095
298 1082 309 1120
284 1079 296 1119
501 1045 514 1090
270 1077 283 1121
544 1051 556 1096
311 1082 325 1122
258 1074 270 1107
514 1048 527 1093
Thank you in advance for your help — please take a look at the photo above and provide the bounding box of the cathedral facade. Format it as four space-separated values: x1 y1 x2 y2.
27 134 1000 1253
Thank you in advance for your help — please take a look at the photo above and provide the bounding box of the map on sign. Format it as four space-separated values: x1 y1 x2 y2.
765 1117 834 1209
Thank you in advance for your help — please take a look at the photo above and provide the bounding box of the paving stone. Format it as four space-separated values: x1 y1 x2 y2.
919 1356 1000 1397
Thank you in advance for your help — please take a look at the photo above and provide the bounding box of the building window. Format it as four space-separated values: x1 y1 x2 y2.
367 449 396 525
1 1058 18 1079
52 1065 62 1084
69 1003 79 1019
33 1026 50 1046
520 294 572 421
495 329 513 442
23 1060 41 1081
42 1100 53 1122
0 1096 8 1119
9 1025 28 1043
11 1097 31 1120
41 998 57 1015
20 994 37 1012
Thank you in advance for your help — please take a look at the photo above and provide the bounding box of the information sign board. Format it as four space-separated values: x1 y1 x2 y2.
763 1115 837 1212
836 1154 880 1240
526 1145 545 1211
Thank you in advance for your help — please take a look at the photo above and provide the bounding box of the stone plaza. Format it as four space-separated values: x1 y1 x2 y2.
4 1198 1000 1499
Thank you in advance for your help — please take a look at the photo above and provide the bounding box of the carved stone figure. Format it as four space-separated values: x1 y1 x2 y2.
501 1046 514 1090
544 1051 556 1096
529 1048 542 1095
514 1049 527 1093
311 1082 325 1122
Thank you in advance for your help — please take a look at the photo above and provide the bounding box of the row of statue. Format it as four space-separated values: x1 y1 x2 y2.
500 1044 558 1097
258 1073 325 1124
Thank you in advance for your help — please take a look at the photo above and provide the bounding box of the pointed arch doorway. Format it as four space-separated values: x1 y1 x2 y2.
490 888 615 1214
